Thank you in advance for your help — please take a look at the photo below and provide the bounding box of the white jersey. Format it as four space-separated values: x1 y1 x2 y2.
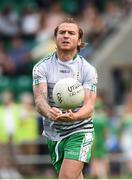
33 53 98 141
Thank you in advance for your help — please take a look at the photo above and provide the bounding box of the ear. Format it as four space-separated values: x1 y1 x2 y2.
77 39 81 46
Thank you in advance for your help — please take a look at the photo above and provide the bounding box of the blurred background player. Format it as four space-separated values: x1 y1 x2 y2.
120 92 132 176
90 95 110 178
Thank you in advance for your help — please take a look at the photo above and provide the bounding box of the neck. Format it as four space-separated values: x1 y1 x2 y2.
56 49 77 62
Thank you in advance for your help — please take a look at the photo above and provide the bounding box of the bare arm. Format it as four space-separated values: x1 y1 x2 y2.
55 89 96 122
33 82 62 120
74 89 96 120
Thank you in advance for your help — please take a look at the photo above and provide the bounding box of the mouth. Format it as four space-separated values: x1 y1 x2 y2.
62 41 70 45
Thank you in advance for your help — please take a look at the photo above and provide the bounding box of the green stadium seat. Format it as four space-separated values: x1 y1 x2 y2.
12 75 32 99
0 76 11 93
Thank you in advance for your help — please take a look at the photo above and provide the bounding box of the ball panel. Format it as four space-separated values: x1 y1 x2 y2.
52 78 84 109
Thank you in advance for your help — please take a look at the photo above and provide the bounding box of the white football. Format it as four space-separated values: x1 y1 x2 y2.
52 78 84 109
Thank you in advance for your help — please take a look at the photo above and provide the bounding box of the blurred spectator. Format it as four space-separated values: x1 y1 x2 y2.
80 4 107 50
0 148 22 179
14 92 39 176
21 5 40 37
120 92 132 175
79 4 97 59
87 12 107 49
35 11 52 43
0 90 22 178
0 40 15 75
0 90 20 145
122 0 132 16
103 1 124 30
31 38 55 60
80 4 98 40
15 92 39 144
46 2 66 33
8 35 32 75
90 96 110 178
0 5 19 37
31 3 66 60
106 107 121 153
32 10 55 60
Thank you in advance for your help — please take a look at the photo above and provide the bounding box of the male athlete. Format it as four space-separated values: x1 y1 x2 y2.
32 18 97 179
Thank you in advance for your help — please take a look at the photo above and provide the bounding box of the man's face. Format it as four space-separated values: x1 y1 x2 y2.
54 23 81 51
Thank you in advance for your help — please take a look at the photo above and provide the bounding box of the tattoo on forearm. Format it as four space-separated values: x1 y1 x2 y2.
33 85 50 117
42 90 47 101
36 99 45 116
34 85 47 100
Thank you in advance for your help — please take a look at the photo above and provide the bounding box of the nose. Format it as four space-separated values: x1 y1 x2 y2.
63 32 69 38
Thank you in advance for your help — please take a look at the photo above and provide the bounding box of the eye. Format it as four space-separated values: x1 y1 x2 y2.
69 31 76 35
59 30 65 35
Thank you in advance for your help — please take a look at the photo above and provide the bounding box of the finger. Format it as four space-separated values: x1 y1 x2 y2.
55 114 66 119
55 114 68 120
49 109 60 117
52 107 62 114
55 114 73 121
50 108 62 115
55 116 64 121
55 117 70 122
